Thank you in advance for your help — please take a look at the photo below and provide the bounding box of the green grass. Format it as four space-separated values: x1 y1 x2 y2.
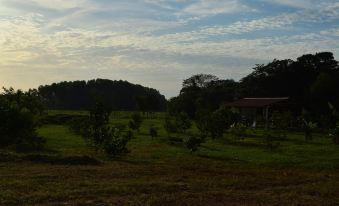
1 111 339 205
38 125 88 155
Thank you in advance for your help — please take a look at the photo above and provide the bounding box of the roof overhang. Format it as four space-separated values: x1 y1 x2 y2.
226 97 289 108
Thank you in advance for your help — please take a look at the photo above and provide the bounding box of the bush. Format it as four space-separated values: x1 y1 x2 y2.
302 119 317 141
271 111 292 138
103 128 133 157
149 125 158 140
0 88 45 152
81 103 132 156
129 112 143 131
164 112 192 135
329 124 339 145
262 130 280 151
175 112 192 133
185 136 202 153
68 116 90 136
196 106 235 139
229 123 247 141
164 114 178 135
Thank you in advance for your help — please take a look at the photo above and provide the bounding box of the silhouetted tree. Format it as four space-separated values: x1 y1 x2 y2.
0 88 45 151
83 102 132 156
38 79 167 111
240 52 339 118
149 125 158 140
129 112 143 131
185 136 202 153
168 74 238 118
196 106 235 139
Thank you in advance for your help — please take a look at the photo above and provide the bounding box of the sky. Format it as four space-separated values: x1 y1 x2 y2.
0 0 338 98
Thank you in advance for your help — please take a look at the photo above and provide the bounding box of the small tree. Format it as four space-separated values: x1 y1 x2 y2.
0 88 45 152
262 130 280 151
103 128 133 156
164 114 178 136
329 124 339 145
302 119 317 141
129 112 143 131
271 111 292 138
229 123 247 141
196 106 235 139
195 114 209 140
185 136 202 153
163 112 191 135
149 125 158 140
84 103 132 156
175 112 192 134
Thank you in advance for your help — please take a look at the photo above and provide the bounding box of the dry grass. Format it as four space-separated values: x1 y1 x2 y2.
1 154 339 205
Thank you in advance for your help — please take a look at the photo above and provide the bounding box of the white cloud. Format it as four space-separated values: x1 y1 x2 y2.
30 0 90 10
181 0 252 16
263 0 314 9
0 0 338 97
1 12 337 69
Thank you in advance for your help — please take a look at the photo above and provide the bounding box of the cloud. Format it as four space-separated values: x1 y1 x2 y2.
29 0 89 10
159 2 339 42
1 11 337 69
0 0 338 97
180 0 253 16
262 0 315 9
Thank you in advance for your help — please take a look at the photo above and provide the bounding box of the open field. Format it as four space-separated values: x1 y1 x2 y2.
1 111 339 205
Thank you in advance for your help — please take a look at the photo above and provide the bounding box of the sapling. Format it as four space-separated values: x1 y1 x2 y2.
185 136 202 153
302 119 317 141
149 125 158 140
329 124 339 145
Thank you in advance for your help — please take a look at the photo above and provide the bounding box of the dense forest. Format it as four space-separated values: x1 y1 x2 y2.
169 52 339 125
38 79 167 111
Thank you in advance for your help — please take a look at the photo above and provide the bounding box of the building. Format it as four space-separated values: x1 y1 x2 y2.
226 97 289 128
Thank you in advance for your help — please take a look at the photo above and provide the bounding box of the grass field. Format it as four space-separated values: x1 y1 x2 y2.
1 111 339 205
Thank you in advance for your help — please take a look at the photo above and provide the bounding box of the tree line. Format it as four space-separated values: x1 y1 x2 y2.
38 79 167 112
169 52 339 128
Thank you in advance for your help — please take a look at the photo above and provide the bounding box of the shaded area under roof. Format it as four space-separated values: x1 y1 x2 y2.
226 97 289 108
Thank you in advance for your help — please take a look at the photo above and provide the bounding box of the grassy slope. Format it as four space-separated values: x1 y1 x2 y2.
1 111 339 205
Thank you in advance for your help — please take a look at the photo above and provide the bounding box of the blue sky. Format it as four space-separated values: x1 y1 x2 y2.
0 0 338 97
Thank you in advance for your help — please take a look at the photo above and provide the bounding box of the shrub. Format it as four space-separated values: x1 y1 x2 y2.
164 112 192 135
195 114 209 140
271 111 292 138
196 106 235 139
82 103 132 156
185 136 202 153
229 123 247 141
175 112 192 134
129 112 143 131
164 114 178 135
0 88 45 152
329 124 339 145
68 116 90 136
302 119 317 141
149 125 158 140
262 130 280 151
103 128 133 157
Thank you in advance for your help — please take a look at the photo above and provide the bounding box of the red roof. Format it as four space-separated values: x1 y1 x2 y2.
226 97 289 108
